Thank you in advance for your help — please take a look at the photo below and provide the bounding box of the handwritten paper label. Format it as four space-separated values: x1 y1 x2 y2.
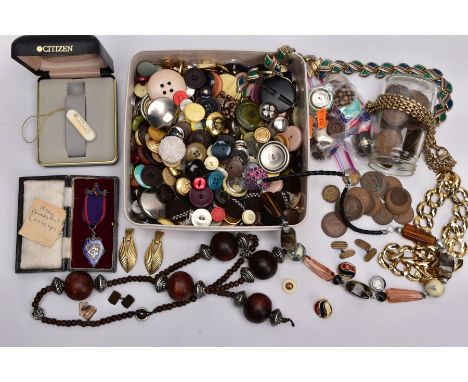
19 198 66 247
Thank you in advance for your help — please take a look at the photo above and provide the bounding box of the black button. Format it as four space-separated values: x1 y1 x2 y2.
184 68 207 89
141 165 163 187
157 184 176 203
260 76 296 113
215 188 229 206
166 198 191 221
187 130 212 147
224 199 244 219
224 62 249 75
196 96 219 115
184 159 206 180
196 85 212 98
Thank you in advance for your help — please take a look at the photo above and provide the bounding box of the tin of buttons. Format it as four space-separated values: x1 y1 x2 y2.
258 141 290 173
282 279 297 294
147 69 187 100
185 103 206 122
204 156 219 171
147 98 178 128
191 209 212 227
241 209 256 225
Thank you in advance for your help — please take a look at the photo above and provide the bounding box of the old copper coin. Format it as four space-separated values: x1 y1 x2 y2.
385 187 412 215
322 185 341 203
339 249 356 259
394 207 415 225
364 248 378 262
410 90 431 109
343 195 364 221
372 206 394 225
321 212 348 238
386 175 402 190
344 171 361 186
331 241 348 250
366 194 382 217
360 171 388 196
347 187 372 214
355 238 371 251
375 127 403 156
382 109 408 127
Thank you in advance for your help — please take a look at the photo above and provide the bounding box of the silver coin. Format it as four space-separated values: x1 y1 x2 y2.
146 97 178 128
369 275 386 292
309 87 334 110
258 141 290 173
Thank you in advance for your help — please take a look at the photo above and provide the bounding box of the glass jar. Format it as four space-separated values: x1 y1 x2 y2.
368 75 438 176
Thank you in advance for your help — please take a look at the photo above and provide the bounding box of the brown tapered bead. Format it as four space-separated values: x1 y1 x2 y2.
401 224 436 246
386 288 425 303
303 256 335 281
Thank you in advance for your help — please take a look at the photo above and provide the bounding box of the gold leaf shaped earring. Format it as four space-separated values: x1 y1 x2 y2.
119 228 137 273
144 231 164 275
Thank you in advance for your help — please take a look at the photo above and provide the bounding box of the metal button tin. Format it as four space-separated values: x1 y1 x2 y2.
146 98 178 128
257 141 290 173
309 86 333 111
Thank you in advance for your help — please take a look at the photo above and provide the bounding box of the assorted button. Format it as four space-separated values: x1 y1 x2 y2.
129 56 305 226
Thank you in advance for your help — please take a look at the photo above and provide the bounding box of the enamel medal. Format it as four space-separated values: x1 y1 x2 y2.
82 183 107 267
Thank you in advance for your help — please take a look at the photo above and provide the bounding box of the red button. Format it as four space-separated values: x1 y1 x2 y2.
193 177 206 190
173 90 188 105
135 75 150 84
211 206 226 222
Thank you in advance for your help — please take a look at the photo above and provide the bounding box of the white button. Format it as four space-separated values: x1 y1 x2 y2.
282 279 297 294
204 156 219 171
191 209 212 227
242 210 256 225
179 99 193 112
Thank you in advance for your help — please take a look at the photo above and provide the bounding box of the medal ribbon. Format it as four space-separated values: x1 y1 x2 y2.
83 184 107 227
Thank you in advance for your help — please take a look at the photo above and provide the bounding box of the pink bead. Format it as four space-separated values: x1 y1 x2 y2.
303 256 335 281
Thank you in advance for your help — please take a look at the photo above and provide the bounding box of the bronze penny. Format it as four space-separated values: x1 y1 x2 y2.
410 90 430 109
360 171 388 196
386 84 412 97
343 195 364 221
366 194 382 217
347 187 371 214
375 128 403 156
321 212 348 238
385 187 412 215
394 207 415 225
372 206 394 225
322 185 340 203
364 248 377 262
326 118 345 136
386 175 402 190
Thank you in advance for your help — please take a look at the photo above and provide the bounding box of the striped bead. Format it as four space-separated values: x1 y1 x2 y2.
314 299 332 318
337 262 356 281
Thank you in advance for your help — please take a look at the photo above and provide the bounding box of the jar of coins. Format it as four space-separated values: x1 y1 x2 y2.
368 75 437 176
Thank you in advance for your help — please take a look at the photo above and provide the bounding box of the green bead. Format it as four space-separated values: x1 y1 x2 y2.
415 64 426 70
383 62 393 68
447 82 453 93
439 113 447 122
332 66 341 74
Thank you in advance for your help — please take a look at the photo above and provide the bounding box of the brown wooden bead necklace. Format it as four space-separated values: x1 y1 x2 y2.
31 232 294 328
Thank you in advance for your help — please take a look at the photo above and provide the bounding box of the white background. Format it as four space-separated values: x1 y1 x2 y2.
1 35 468 346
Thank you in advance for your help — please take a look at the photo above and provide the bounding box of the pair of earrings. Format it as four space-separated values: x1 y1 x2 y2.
118 229 164 274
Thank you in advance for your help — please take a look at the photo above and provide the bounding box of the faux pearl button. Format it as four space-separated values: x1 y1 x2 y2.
147 69 187 100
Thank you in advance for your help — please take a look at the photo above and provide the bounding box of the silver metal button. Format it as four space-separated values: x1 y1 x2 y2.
146 97 178 128
369 275 386 292
167 125 185 140
257 141 290 173
138 189 166 220
259 102 278 121
270 116 289 133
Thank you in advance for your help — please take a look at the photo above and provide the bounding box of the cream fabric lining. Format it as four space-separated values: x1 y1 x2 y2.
19 180 67 270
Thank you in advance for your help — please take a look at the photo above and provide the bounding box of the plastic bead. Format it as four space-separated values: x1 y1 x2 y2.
401 224 436 246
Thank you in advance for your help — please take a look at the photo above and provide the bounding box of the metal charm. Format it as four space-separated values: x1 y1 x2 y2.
83 237 105 268
369 276 386 292
32 307 44 320
270 309 283 326
286 243 306 261
240 267 255 283
194 281 206 299
438 251 455 281
79 301 97 321
272 246 285 263
51 277 65 295
233 291 247 306
144 231 164 275
119 228 138 273
155 275 168 292
94 274 108 292
199 244 212 261
236 233 250 249
239 249 251 259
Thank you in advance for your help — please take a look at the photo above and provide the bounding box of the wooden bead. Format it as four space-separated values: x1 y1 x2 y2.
167 271 194 301
248 250 278 280
64 271 94 301
401 224 436 246
243 293 272 324
210 232 238 261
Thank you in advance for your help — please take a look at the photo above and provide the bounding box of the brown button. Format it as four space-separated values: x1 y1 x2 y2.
225 158 244 178
284 209 300 225
186 142 207 162
284 125 302 151
141 165 163 188
386 175 402 189
394 207 415 225
365 194 382 217
375 127 403 155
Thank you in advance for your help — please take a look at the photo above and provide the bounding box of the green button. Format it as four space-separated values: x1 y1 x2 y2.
236 100 262 132
132 115 145 132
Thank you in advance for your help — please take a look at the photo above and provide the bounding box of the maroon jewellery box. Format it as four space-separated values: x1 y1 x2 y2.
15 176 119 273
